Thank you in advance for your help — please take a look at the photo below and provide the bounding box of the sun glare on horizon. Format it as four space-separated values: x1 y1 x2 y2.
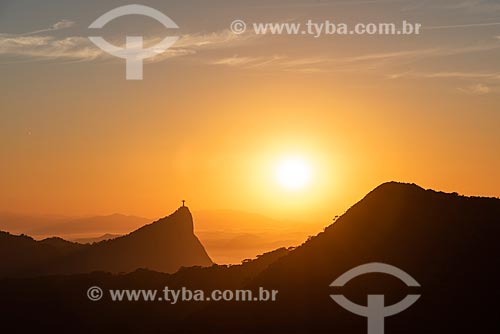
274 156 313 191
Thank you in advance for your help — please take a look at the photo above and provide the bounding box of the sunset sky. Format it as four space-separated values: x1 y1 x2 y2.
1 0 499 224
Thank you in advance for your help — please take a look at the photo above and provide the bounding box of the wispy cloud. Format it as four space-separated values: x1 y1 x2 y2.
406 0 500 13
149 30 256 62
255 0 401 9
458 83 493 95
387 72 500 94
447 0 500 12
209 42 500 73
209 55 326 72
211 56 276 67
331 43 500 65
20 19 75 36
424 22 500 30
387 71 500 80
0 35 101 61
0 28 255 63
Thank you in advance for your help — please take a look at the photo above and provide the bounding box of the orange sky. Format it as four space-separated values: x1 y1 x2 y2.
1 0 499 224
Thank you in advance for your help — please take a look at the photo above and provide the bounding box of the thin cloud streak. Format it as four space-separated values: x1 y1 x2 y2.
254 0 402 9
404 0 500 13
20 20 75 36
209 42 500 73
424 22 500 30
458 83 493 95
0 29 256 64
0 36 102 61
388 71 500 80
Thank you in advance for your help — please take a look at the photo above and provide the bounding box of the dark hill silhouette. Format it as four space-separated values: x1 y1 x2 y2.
44 206 213 275
193 182 500 333
0 232 84 277
0 182 498 333
0 247 291 333
0 206 212 277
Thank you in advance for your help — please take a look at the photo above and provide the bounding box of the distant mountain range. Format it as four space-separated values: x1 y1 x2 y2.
0 182 498 333
0 213 149 238
71 233 122 244
0 209 318 264
193 210 321 263
28 213 150 237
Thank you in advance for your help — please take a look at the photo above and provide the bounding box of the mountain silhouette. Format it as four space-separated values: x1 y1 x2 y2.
71 233 121 244
0 182 498 333
0 206 212 277
0 232 84 277
193 182 500 333
0 210 313 265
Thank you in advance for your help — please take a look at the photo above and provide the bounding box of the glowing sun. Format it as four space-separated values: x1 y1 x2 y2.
274 157 313 191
